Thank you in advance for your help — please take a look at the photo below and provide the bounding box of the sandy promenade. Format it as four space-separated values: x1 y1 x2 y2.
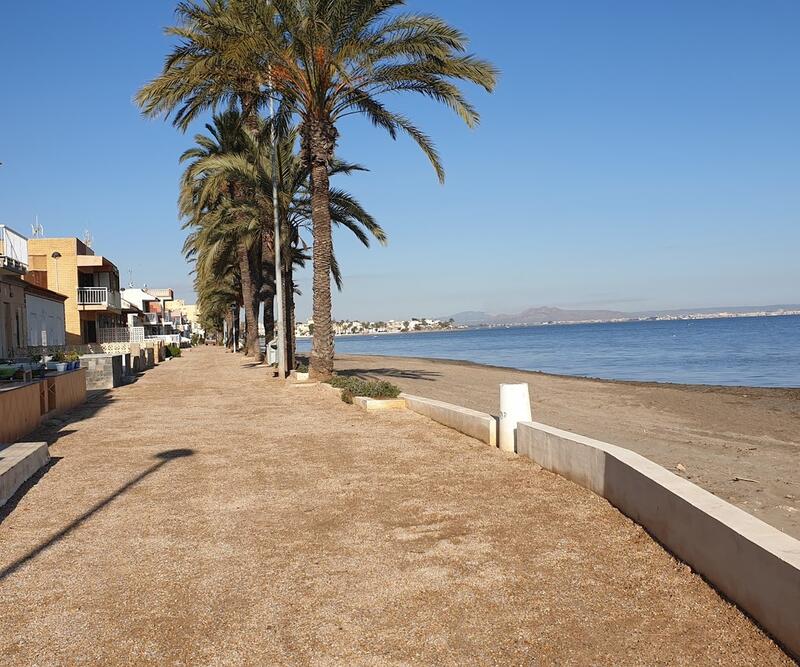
0 348 792 665
334 354 800 540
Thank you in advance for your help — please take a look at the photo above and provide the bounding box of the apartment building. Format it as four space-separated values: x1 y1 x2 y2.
25 237 124 345
0 225 29 357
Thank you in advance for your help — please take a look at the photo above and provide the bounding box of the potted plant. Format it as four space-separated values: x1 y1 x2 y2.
28 354 44 378
65 350 81 370
47 350 69 372
0 365 17 382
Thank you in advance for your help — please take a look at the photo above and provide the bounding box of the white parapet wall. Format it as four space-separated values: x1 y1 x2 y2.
401 394 497 447
516 420 800 660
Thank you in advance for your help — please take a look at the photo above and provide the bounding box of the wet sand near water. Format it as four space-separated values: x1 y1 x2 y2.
334 353 800 539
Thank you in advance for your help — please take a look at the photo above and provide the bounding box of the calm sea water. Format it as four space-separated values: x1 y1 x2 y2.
296 315 800 387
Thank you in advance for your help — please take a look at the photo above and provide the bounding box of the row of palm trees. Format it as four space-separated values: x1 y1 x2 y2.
137 0 496 379
177 110 383 366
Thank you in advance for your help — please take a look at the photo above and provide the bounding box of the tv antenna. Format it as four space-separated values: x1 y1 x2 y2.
127 268 134 287
83 228 93 248
31 216 44 238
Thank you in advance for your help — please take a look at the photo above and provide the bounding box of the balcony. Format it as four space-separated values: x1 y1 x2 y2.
76 286 122 310
0 225 28 275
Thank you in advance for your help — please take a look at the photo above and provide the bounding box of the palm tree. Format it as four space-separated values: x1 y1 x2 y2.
230 0 497 378
137 0 270 361
139 1 495 379
178 110 265 359
202 121 386 368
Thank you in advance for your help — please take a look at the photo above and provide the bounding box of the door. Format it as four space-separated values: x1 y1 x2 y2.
85 319 97 343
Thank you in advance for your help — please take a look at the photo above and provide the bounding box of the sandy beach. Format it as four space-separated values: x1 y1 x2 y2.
333 354 800 539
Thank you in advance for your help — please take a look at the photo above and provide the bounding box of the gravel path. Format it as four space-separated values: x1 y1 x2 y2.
0 348 791 665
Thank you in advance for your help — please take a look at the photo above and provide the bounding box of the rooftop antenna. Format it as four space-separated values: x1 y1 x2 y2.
31 216 44 238
127 268 134 288
82 228 93 248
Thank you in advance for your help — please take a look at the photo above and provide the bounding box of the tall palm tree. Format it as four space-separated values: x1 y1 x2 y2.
139 1 495 379
178 110 265 358
137 0 270 361
203 121 386 368
227 0 497 378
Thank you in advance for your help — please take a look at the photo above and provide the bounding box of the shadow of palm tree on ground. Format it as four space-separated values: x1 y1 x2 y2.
0 448 195 582
335 367 442 381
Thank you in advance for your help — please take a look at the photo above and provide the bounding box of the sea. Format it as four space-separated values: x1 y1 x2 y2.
295 315 800 387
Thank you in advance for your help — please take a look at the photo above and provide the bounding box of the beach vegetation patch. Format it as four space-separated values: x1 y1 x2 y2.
327 376 401 404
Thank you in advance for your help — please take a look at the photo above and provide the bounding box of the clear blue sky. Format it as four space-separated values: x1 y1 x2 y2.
1 1 798 319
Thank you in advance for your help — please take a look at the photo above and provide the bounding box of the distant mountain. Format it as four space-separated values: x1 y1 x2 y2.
446 311 496 325
448 306 627 326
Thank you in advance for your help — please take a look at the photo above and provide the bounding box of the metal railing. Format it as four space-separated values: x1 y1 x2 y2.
76 286 122 309
0 225 28 272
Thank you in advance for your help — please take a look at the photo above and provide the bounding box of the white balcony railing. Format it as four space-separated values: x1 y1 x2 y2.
76 286 122 309
0 225 28 273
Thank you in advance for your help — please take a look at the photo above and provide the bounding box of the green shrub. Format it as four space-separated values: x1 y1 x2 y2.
165 343 181 358
326 376 401 403
296 362 309 373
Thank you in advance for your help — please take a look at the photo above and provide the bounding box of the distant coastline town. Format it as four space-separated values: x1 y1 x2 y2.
291 306 800 338
293 317 458 338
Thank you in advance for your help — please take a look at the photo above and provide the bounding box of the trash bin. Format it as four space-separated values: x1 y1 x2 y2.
266 339 278 365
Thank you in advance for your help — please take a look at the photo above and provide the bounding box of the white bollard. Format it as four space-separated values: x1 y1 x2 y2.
499 383 532 453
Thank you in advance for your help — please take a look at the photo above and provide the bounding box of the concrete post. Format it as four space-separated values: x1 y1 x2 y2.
499 383 532 453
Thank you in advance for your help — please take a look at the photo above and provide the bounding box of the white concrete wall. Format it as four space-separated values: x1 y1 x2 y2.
26 293 66 347
517 420 800 660
401 394 497 446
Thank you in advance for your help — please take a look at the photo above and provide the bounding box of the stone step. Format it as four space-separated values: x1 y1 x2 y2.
0 442 50 508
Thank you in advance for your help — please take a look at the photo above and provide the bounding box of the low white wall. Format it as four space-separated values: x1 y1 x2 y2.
517 421 800 660
401 394 497 446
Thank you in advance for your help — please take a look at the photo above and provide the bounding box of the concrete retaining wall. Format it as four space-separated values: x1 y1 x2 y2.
80 354 123 390
0 383 42 444
517 420 800 660
48 369 87 415
0 370 86 444
121 352 132 376
354 396 406 412
401 394 497 446
0 442 49 507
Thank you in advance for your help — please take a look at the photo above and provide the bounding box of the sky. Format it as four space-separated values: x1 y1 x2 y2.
1 1 798 320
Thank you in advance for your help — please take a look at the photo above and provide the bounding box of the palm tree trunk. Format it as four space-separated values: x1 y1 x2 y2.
225 311 233 350
307 120 337 380
232 305 241 352
283 265 295 371
237 240 259 357
262 221 276 362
